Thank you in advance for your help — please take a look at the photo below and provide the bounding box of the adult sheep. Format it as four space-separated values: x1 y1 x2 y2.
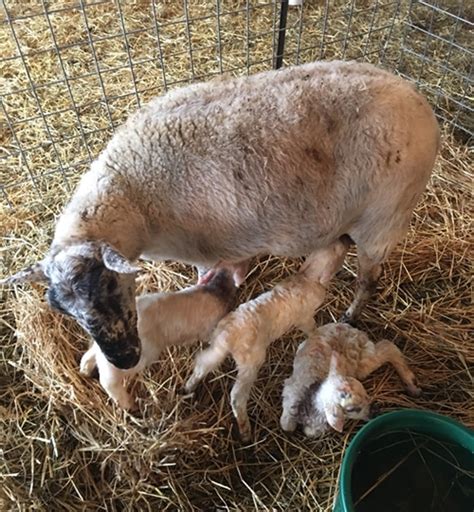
3 61 440 369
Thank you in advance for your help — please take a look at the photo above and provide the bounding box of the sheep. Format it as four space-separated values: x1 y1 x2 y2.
79 269 237 410
184 239 350 441
2 60 440 370
280 322 422 436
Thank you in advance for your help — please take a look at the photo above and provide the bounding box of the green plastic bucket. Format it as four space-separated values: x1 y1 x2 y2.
333 409 474 512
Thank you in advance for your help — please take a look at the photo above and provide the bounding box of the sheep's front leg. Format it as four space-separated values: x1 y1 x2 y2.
342 250 382 324
358 340 421 397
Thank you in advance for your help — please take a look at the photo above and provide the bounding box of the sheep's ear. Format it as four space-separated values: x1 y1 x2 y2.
101 244 139 274
1 262 47 285
325 404 345 433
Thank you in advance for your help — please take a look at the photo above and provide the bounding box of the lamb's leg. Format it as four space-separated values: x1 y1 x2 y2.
230 366 261 442
358 340 421 397
80 343 98 377
342 249 382 324
280 377 307 432
231 351 266 441
95 351 136 410
297 316 317 336
184 340 228 393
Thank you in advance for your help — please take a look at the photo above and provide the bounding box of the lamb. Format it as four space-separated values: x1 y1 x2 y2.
280 323 422 437
79 269 237 410
184 239 350 441
2 60 440 370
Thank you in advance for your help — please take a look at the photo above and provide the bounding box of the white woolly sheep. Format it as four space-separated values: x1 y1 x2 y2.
3 60 439 370
79 269 237 410
280 323 422 436
184 239 349 441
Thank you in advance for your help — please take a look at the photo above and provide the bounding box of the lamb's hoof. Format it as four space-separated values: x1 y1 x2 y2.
339 312 358 327
119 397 138 413
280 415 297 433
79 354 98 379
406 378 422 398
177 385 190 396
237 422 252 444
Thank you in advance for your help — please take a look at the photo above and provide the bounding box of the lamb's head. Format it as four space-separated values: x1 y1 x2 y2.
2 241 141 369
318 352 371 433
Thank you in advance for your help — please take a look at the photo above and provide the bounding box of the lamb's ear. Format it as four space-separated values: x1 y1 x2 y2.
328 351 345 377
1 262 47 285
101 244 139 274
325 403 345 433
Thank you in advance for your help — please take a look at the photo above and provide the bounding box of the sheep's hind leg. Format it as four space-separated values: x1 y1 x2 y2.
341 249 382 324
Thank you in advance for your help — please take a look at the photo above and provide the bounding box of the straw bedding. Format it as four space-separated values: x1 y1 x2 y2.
1 1 473 511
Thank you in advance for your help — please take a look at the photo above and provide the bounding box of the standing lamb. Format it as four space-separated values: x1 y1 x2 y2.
80 269 237 410
2 60 440 370
280 323 422 437
184 239 349 441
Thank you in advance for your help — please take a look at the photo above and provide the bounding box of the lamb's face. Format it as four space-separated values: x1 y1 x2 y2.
320 376 371 433
44 244 141 369
337 378 371 421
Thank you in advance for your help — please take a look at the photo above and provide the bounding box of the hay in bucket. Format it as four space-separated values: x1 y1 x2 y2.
1 1 473 510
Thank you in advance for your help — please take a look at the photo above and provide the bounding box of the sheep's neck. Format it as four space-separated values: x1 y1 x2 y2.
54 200 148 260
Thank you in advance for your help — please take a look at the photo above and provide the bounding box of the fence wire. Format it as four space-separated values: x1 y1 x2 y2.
1 1 472 208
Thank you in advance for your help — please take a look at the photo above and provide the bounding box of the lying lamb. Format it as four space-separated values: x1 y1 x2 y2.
280 323 422 436
184 238 349 441
80 269 237 410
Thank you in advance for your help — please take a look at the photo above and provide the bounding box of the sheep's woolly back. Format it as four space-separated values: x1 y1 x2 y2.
52 60 438 269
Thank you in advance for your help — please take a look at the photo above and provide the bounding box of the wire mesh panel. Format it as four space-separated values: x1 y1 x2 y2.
1 1 281 210
398 0 473 143
1 0 472 212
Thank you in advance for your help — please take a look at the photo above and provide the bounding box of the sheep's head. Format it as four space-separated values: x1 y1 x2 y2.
2 242 141 370
318 352 371 433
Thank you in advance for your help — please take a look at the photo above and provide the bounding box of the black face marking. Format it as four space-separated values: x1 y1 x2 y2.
92 330 141 369
44 245 141 369
47 288 72 317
